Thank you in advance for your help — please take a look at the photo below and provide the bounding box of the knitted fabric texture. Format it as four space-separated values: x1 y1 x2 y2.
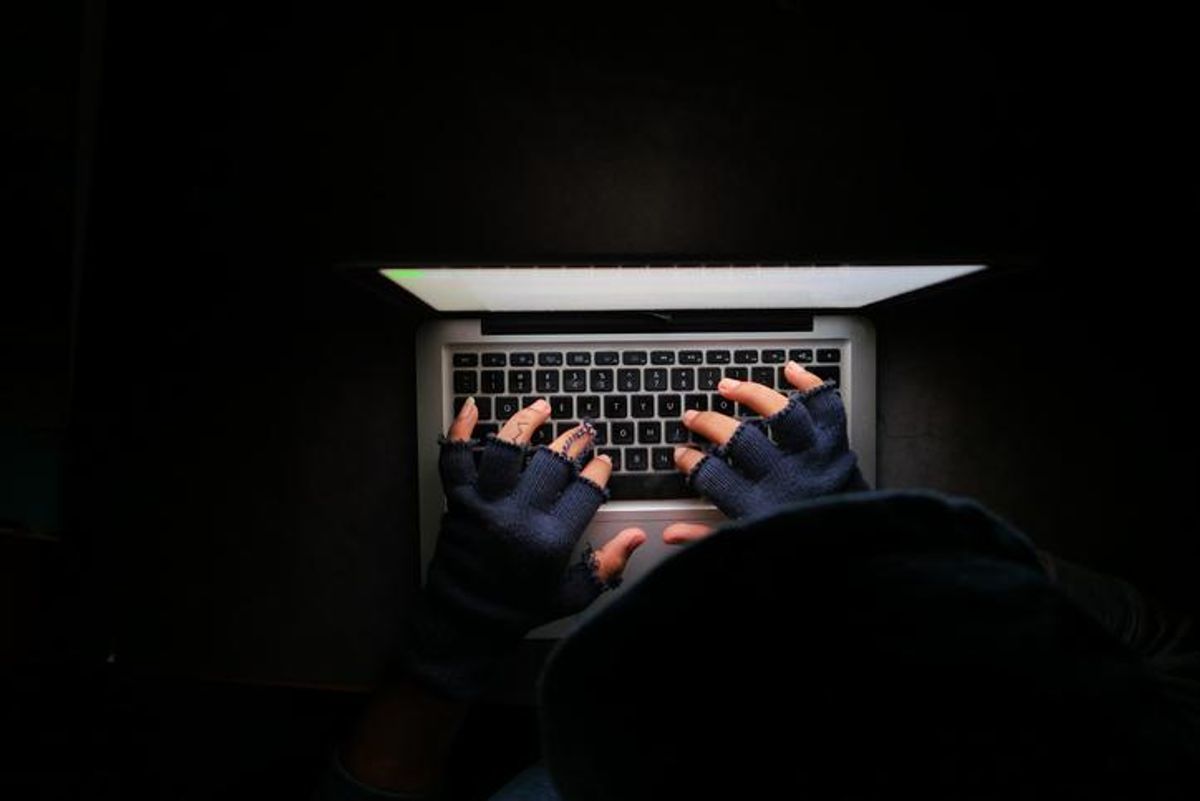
403 435 611 701
688 383 870 517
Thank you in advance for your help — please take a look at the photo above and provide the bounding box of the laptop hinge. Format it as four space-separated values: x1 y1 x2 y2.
481 310 815 335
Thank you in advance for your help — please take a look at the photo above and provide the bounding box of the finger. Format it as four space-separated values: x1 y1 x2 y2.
673 445 705 476
447 396 478 442
592 528 647 584
579 452 613 488
498 398 551 444
681 408 739 447
476 434 526 499
550 421 597 461
689 455 755 518
662 522 715 545
551 473 609 537
784 360 824 393
516 447 578 511
719 421 781 480
716 377 789 418
803 383 850 441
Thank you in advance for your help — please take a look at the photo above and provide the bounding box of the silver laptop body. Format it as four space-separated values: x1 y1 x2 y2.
385 263 984 637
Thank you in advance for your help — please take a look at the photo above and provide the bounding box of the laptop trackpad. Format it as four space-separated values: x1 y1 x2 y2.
527 503 726 639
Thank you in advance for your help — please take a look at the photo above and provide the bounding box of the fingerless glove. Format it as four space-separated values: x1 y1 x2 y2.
688 383 869 518
402 435 612 700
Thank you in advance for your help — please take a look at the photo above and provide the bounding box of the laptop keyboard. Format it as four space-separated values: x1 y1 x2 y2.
450 344 843 500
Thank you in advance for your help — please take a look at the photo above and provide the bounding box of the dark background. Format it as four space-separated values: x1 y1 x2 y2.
4 1 1196 798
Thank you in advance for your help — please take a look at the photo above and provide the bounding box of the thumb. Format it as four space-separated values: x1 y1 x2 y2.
553 528 649 618
662 521 715 545
592 527 648 585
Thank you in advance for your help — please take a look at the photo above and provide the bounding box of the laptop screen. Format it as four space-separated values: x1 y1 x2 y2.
379 264 985 312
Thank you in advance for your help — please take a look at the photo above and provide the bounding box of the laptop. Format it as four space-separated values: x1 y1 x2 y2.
357 262 985 637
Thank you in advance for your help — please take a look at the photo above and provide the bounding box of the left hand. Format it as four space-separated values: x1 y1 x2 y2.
404 397 645 699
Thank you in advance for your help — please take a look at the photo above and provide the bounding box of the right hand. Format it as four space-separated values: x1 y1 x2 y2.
664 360 868 544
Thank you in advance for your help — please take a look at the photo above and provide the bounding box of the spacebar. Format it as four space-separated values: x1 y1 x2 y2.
607 473 698 500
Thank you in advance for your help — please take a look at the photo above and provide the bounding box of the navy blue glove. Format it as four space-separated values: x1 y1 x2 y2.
403 434 612 700
688 382 869 518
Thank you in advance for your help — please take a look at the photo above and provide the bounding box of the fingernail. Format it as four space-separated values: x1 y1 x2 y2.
597 453 612 464
786 360 805 372
719 377 741 391
533 398 550 412
458 396 475 417
683 409 698 423
674 446 687 460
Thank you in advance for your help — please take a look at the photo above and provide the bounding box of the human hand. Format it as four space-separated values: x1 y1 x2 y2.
404 397 646 699
663 360 869 545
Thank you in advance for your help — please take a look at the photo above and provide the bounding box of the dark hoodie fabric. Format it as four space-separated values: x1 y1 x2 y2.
539 491 1200 800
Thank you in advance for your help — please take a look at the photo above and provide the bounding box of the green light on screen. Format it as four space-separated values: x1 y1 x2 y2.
383 268 426 279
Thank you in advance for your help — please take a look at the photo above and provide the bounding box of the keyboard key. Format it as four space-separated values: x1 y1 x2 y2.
679 350 703 364
509 370 532 394
611 421 635 445
712 394 735 416
607 472 695 500
737 403 757 418
789 348 814 364
598 447 621 470
538 352 564 366
452 396 470 416
595 351 620 365
589 368 614 392
536 370 560 393
762 349 786 364
556 421 579 437
734 349 759 364
751 366 775 387
563 370 587 392
670 367 695 391
665 420 689 443
625 447 649 471
453 353 479 367
725 366 748 381
645 368 668 391
631 395 655 418
622 351 648 365
473 422 499 439
531 424 553 446
706 349 731 364
638 421 662 444
652 447 675 470
604 395 628 418
521 396 540 409
592 421 608 445
496 396 520 418
577 395 601 419
481 370 505 393
683 394 708 412
650 351 675 365
510 352 535 366
567 352 591 366
698 368 722 390
807 365 841 384
617 369 641 392
550 396 573 419
817 348 842 363
474 397 493 420
482 352 507 367
657 394 681 417
453 371 477 393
